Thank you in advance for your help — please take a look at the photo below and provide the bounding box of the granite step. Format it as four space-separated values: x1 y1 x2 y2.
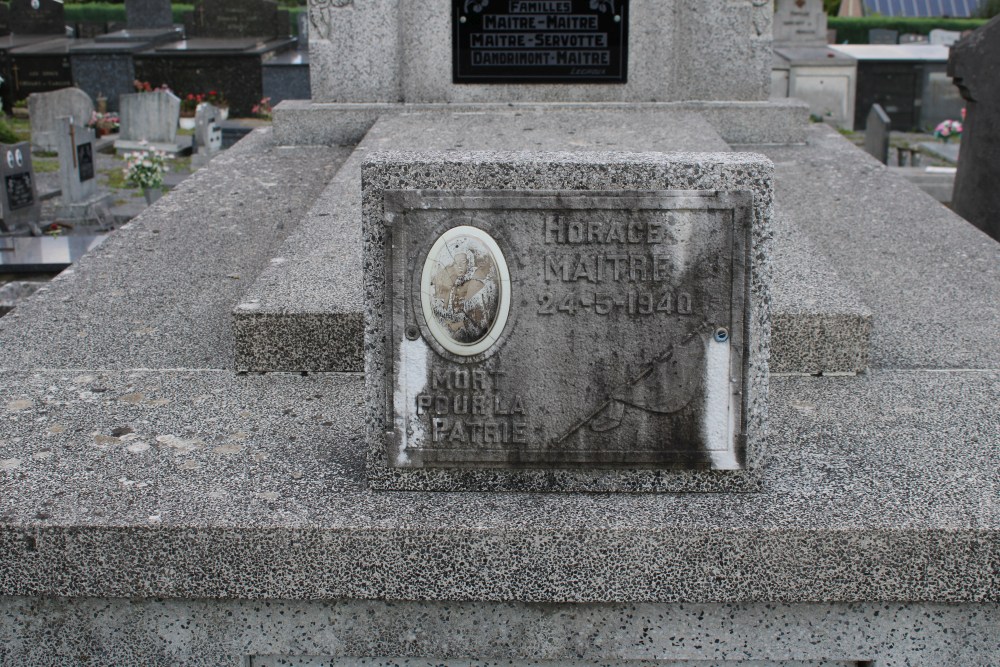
234 109 872 375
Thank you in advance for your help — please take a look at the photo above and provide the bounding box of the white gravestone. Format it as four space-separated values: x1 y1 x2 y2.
55 116 112 219
115 91 187 155
27 88 94 153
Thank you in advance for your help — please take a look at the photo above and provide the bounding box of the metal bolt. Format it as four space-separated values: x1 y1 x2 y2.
405 325 421 341
459 15 467 23
614 14 621 22
714 327 729 343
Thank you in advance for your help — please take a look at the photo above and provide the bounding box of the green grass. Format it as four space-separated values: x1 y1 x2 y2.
33 159 59 173
102 167 127 190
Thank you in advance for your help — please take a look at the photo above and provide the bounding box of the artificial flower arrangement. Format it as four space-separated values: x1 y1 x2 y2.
934 118 963 143
123 147 169 191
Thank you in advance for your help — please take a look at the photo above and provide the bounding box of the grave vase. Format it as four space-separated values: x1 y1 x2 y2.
179 116 196 131
144 187 163 205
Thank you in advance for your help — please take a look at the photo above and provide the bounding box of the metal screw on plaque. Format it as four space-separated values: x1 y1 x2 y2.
405 325 421 341
614 15 621 22
460 15 467 23
714 327 730 343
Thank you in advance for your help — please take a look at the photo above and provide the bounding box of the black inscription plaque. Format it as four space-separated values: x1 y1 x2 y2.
77 143 95 183
453 0 628 84
5 173 34 211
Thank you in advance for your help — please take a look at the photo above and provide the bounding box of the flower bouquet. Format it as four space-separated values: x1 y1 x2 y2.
123 147 169 204
934 119 963 143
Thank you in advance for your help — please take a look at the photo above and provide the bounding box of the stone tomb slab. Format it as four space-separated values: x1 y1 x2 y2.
363 151 772 492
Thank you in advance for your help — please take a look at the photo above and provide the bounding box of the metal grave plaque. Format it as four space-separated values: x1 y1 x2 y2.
453 0 629 84
384 190 751 470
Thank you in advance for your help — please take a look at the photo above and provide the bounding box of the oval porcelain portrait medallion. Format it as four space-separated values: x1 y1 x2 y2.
420 225 511 357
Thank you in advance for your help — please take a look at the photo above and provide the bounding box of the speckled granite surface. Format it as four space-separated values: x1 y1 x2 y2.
0 123 997 665
361 151 773 492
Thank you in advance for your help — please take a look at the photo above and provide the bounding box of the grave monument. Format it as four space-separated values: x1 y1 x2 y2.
191 100 223 166
948 15 1000 241
0 0 997 664
0 141 41 235
26 86 94 152
0 0 71 111
114 89 187 155
134 0 297 117
771 0 857 129
54 116 112 219
70 0 183 113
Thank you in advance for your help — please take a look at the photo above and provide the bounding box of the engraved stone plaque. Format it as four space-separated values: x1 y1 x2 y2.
453 0 629 84
384 190 751 470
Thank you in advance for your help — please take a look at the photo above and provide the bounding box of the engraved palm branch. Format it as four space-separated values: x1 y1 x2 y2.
589 0 615 13
464 0 490 13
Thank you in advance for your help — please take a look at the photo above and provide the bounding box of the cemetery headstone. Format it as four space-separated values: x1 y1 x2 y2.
864 103 891 164
930 29 962 46
27 88 94 153
297 10 308 51
126 0 175 30
868 29 898 44
773 0 828 47
192 102 223 165
363 153 772 490
0 142 41 235
115 90 186 155
55 116 112 219
949 16 1000 241
183 0 287 39
899 33 929 44
8 0 64 35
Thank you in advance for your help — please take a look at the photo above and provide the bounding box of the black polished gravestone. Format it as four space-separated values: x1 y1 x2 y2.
453 0 628 84
0 142 41 235
0 0 70 111
949 15 1000 242
134 0 295 117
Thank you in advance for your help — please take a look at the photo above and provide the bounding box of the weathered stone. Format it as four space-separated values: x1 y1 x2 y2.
125 0 174 30
773 0 828 47
26 87 93 152
949 15 1000 241
115 90 181 152
0 142 40 234
363 150 773 490
55 116 111 219
194 102 222 154
864 103 891 164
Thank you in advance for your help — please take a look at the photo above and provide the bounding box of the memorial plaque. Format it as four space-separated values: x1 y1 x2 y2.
453 0 628 84
76 142 95 182
0 142 41 233
5 172 34 210
383 190 751 470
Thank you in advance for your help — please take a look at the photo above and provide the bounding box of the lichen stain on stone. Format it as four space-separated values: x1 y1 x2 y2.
178 460 200 471
126 442 151 454
155 434 203 453
46 424 66 435
93 434 122 448
213 444 243 455
120 393 145 404
6 400 32 412
0 458 21 471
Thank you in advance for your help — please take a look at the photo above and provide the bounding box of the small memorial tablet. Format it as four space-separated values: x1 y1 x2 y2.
383 190 751 470
453 0 628 84
77 143 95 183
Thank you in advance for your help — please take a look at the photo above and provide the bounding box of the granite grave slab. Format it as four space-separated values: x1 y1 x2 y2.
26 87 94 152
8 0 64 35
864 103 891 164
115 90 186 155
0 142 40 235
8 41 76 118
363 151 773 491
949 15 1000 241
126 0 174 30
55 116 111 219
774 0 828 47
